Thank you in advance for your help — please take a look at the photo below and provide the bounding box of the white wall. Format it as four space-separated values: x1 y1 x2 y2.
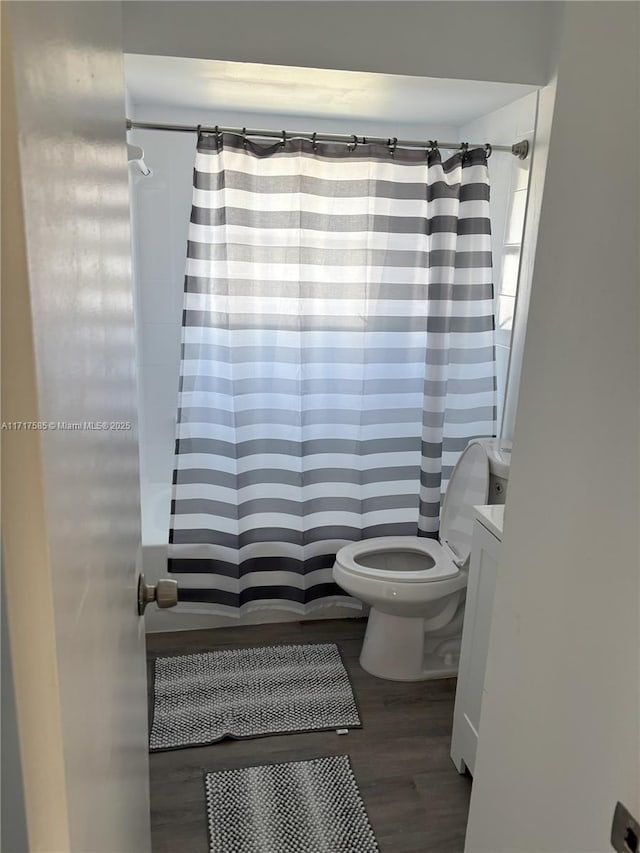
459 94 537 435
500 81 557 445
465 3 639 850
122 1 560 87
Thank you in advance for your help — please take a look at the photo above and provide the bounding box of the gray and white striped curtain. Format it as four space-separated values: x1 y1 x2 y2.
169 132 495 615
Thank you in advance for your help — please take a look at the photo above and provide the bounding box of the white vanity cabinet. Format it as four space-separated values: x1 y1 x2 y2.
451 504 504 776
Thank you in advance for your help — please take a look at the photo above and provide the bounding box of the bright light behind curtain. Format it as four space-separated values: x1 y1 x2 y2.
168 132 495 615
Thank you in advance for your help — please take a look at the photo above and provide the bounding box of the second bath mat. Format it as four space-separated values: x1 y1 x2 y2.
149 642 361 751
205 755 379 853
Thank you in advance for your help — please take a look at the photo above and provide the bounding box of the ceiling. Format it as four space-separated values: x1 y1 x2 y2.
124 54 537 127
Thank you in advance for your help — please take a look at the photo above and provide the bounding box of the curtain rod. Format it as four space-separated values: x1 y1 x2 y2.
126 120 530 160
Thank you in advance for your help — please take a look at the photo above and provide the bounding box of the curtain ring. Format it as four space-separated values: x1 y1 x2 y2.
281 130 286 148
485 143 492 159
429 140 439 155
242 127 248 150
389 137 398 157
348 134 358 153
460 141 469 161
312 131 318 153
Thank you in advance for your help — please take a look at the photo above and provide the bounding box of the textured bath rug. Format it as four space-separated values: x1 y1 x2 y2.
205 755 379 853
149 643 361 751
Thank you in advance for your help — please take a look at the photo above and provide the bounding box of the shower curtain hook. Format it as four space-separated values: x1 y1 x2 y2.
242 127 248 149
348 134 358 152
281 130 286 148
485 143 492 159
460 141 469 161
312 131 318 153
388 137 398 157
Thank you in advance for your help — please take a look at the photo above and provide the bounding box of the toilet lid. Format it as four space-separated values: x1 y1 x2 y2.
439 442 490 565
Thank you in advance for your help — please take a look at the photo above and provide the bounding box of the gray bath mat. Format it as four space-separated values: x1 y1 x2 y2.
150 643 361 750
205 755 379 853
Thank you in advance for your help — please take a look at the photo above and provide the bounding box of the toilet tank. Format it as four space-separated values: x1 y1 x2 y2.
469 438 512 504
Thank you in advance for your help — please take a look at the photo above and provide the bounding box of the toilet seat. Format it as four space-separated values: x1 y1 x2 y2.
331 438 496 681
336 536 459 583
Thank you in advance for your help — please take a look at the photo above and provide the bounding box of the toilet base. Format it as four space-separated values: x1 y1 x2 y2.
359 607 461 681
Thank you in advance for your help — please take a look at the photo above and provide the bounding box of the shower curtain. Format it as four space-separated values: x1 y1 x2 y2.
168 132 495 615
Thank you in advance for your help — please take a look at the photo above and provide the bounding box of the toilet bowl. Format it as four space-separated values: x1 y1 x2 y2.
333 439 509 681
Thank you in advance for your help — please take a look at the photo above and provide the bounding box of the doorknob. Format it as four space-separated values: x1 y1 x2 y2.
137 574 178 615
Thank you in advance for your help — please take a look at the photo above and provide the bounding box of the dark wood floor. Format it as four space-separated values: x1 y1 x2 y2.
147 618 471 853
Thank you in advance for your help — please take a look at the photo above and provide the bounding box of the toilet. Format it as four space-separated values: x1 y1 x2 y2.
332 438 511 681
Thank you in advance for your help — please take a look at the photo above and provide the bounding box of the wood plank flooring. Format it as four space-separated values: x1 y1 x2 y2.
147 618 471 853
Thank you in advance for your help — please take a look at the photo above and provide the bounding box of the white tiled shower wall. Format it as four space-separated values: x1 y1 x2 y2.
459 92 538 437
129 94 536 549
